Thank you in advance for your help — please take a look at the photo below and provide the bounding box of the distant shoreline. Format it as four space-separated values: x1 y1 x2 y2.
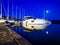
51 20 60 24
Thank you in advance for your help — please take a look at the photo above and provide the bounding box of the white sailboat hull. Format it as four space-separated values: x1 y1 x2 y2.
22 19 51 30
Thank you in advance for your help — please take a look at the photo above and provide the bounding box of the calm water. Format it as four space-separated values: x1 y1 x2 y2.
10 24 60 45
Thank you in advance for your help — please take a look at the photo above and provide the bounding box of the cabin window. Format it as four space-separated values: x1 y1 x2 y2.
31 20 34 22
26 21 28 26
31 26 34 28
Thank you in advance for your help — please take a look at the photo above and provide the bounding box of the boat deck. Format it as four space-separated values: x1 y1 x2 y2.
0 24 31 45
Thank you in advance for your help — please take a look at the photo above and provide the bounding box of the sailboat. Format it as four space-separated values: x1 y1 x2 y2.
5 0 15 26
0 4 6 24
6 4 15 23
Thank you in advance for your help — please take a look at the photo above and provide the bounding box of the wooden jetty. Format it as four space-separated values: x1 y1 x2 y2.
0 24 32 45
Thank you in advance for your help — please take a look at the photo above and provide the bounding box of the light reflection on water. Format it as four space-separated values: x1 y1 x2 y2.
10 24 60 45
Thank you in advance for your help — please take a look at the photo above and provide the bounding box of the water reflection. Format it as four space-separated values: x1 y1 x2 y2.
10 24 60 45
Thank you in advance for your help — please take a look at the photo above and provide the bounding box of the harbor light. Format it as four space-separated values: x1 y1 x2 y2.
46 31 48 34
46 10 49 13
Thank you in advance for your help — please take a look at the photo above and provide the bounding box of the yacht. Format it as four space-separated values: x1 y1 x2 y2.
22 16 51 31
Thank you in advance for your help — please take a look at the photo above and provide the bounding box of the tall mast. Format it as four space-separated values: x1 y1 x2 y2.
0 0 3 19
19 7 21 19
21 8 22 19
16 6 17 20
12 4 13 20
3 5 7 17
18 7 20 19
7 0 9 20
0 4 2 19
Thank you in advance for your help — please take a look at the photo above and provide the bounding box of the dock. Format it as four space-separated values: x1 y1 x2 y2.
0 24 31 45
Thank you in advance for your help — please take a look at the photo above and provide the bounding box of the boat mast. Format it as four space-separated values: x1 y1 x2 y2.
16 6 17 20
19 7 21 20
12 4 14 20
0 4 2 19
3 5 7 18
7 0 9 20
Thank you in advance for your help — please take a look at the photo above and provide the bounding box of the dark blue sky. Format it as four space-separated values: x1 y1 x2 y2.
0 0 60 20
